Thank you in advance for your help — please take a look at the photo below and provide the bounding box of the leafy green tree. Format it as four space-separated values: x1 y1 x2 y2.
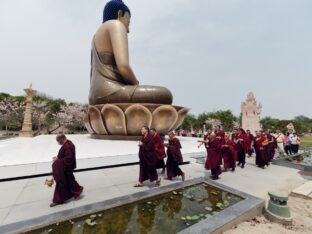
48 99 66 113
206 110 237 131
180 110 237 132
180 114 197 131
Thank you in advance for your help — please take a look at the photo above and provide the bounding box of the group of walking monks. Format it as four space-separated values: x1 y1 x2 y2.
50 129 185 207
200 126 277 180
50 126 276 207
134 127 185 187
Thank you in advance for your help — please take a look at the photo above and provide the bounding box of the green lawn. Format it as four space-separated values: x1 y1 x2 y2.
301 136 312 148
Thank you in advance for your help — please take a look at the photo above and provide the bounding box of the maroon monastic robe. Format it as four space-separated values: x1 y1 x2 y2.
52 140 83 204
166 137 183 179
153 133 166 160
254 136 269 167
138 133 158 183
216 130 225 141
205 139 222 172
247 133 255 156
233 132 249 166
265 134 277 161
153 133 166 169
221 139 237 169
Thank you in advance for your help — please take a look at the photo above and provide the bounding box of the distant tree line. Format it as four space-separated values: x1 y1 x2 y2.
180 110 312 134
180 110 238 132
260 116 312 134
1 92 312 135
0 92 86 135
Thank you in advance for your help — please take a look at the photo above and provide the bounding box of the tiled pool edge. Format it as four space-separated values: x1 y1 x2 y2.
178 179 265 234
0 177 264 234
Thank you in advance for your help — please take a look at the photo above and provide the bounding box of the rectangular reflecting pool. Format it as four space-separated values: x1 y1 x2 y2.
0 178 263 234
26 183 242 234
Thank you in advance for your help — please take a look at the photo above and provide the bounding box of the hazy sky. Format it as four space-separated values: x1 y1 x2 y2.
0 0 311 119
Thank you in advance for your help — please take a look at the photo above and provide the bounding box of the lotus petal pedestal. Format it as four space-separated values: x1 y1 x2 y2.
84 103 190 140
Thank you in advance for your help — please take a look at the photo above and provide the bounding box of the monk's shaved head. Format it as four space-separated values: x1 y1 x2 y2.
56 134 66 142
168 131 175 136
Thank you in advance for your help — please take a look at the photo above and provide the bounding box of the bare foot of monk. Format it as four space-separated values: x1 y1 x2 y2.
155 178 161 186
50 202 59 207
181 172 185 181
134 182 144 187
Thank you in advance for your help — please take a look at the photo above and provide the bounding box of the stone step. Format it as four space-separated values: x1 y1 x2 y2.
291 181 312 199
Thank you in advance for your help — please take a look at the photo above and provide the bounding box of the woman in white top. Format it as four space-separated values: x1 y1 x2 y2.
290 133 300 154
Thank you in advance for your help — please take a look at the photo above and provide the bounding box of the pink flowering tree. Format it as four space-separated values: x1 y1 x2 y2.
0 98 24 135
53 104 85 133
32 101 49 134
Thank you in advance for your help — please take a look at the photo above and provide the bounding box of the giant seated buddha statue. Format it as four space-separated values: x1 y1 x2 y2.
85 0 189 139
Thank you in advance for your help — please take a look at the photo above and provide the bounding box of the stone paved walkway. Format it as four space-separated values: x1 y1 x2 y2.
0 157 307 228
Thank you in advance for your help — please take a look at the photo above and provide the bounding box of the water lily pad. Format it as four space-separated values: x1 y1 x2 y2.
89 221 97 226
205 207 212 211
98 214 102 217
205 214 211 218
216 203 223 208
191 215 200 220
48 229 53 233
85 219 97 227
180 217 186 221
147 201 153 205
172 191 178 195
179 192 183 195
90 214 97 219
212 211 219 215
186 216 192 220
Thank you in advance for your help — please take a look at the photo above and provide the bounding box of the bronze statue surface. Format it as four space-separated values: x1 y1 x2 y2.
85 0 188 138
88 0 172 105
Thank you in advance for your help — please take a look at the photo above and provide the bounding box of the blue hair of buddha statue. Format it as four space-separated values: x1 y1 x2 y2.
103 0 131 23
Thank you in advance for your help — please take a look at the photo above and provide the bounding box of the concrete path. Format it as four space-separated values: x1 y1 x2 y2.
0 157 307 227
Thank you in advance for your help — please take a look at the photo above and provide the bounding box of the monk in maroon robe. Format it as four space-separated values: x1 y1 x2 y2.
165 131 185 181
215 125 225 141
233 128 249 168
221 133 237 171
198 129 212 152
205 132 222 180
254 131 269 168
134 126 160 187
264 130 277 162
150 128 166 174
51 134 83 207
246 130 255 157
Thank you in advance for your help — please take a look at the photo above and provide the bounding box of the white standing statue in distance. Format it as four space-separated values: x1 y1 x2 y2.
241 92 262 134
